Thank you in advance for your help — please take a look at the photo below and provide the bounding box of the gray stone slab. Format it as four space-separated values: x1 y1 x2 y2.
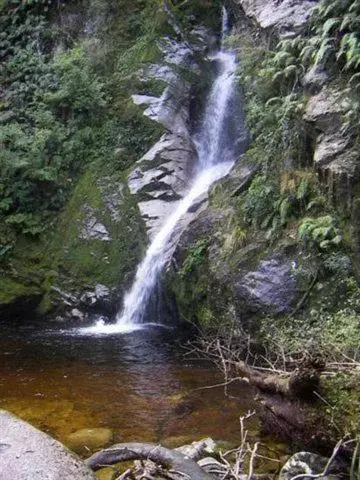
0 410 95 480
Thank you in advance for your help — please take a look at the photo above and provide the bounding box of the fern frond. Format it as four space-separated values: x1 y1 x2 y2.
273 51 294 68
322 18 340 36
314 39 334 66
284 65 299 78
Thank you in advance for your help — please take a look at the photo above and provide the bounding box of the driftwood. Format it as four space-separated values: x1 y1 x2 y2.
237 360 321 399
85 442 215 480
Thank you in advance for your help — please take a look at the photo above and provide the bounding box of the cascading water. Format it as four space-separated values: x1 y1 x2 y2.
80 8 240 335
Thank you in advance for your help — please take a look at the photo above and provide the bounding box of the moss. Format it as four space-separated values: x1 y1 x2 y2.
39 163 147 313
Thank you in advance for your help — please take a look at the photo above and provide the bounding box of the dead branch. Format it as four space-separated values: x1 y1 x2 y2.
247 442 259 480
85 443 215 480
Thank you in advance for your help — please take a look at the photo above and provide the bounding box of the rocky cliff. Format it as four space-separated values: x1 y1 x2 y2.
0 0 222 321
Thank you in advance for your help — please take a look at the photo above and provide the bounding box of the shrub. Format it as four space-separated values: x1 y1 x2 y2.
298 215 342 250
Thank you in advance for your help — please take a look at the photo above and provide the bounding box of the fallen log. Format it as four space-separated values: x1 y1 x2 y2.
85 442 215 480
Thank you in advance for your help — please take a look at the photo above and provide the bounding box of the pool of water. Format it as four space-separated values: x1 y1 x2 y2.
0 321 286 458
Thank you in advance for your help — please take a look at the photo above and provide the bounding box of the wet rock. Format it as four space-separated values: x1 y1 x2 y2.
313 133 350 167
51 286 78 307
129 133 197 238
235 258 297 315
0 409 94 479
175 438 217 461
71 308 85 322
235 0 319 37
65 428 114 455
80 284 111 307
280 451 341 480
128 25 208 239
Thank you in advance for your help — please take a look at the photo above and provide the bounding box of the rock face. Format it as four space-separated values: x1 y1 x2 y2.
0 410 95 480
235 258 297 315
128 133 197 238
304 87 360 210
127 28 213 238
232 0 320 37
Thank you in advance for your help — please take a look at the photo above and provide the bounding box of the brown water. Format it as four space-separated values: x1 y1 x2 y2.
0 321 287 458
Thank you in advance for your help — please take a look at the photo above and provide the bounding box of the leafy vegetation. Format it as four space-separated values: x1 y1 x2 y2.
0 0 170 247
179 238 210 277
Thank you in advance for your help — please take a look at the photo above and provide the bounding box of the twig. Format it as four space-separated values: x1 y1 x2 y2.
247 442 259 480
190 377 247 391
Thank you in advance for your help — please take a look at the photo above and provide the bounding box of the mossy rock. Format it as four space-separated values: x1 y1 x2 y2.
39 165 147 314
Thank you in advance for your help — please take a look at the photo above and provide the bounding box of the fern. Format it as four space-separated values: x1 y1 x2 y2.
298 216 342 250
322 17 340 36
314 38 334 65
273 51 295 68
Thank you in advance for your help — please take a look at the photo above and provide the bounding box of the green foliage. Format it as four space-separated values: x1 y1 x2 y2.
243 175 279 229
179 239 209 277
5 213 45 236
303 0 360 75
0 0 168 243
298 215 342 250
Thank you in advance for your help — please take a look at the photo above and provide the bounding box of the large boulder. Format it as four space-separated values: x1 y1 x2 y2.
235 257 297 315
0 410 95 479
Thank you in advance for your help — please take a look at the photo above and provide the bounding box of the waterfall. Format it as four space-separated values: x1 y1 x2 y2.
80 8 239 335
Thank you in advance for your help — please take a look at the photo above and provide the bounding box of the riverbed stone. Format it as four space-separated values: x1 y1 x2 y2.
95 467 117 480
175 437 217 460
0 409 95 479
65 428 114 455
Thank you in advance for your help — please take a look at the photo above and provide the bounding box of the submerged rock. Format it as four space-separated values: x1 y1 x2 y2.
0 409 94 479
65 428 114 455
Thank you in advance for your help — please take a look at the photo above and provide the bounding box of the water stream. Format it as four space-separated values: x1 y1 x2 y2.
81 12 239 335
